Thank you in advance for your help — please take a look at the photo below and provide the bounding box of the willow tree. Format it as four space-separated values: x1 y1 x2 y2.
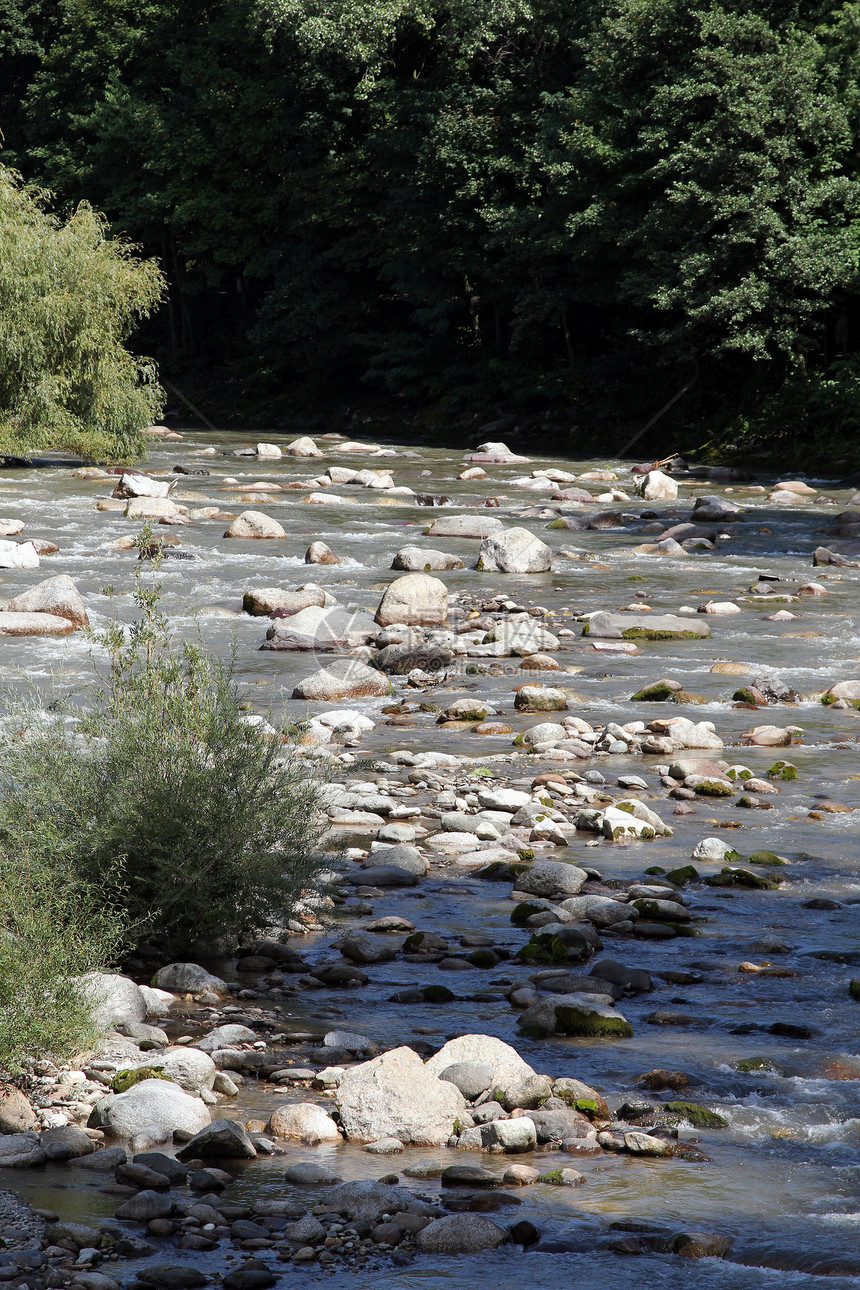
0 166 164 461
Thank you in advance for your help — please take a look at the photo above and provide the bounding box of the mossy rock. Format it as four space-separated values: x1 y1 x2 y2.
516 847 536 862
671 691 708 705
621 626 707 641
477 861 524 883
695 779 734 797
661 1101 728 1129
573 1098 601 1117
546 518 570 530
746 850 787 867
665 865 699 886
421 984 455 1004
469 949 498 969
725 767 753 780
538 1169 566 1184
735 795 774 809
644 865 666 876
111 1066 170 1094
732 687 762 704
849 979 860 1001
630 681 678 702
704 867 779 890
511 901 545 926
767 760 797 780
552 1006 634 1039
735 1056 781 1074
516 933 570 965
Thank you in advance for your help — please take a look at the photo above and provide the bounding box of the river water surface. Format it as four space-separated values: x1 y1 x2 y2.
1 430 859 1288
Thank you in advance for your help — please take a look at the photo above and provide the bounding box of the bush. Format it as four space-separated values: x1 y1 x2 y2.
0 864 123 1076
0 544 330 953
0 166 163 461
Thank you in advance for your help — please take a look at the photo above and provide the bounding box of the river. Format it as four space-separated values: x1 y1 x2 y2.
0 429 858 1288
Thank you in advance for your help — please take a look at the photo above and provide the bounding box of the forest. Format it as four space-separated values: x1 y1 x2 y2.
4 0 860 458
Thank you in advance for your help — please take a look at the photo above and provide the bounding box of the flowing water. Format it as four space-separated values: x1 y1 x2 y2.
1 430 860 1287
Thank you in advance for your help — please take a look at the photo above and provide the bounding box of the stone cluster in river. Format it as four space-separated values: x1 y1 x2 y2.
3 431 860 1282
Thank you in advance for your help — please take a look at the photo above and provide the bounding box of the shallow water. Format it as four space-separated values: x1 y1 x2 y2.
2 431 860 1285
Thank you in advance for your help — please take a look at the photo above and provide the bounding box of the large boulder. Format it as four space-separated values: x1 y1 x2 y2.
0 1133 46 1168
177 1120 257 1159
373 642 453 674
425 1036 536 1091
824 680 860 702
392 547 463 572
513 860 588 899
484 621 560 655
337 1047 464 1145
0 1085 37 1134
151 964 228 996
267 1103 341 1141
291 658 391 700
0 540 40 569
305 541 340 564
4 575 89 629
477 527 552 573
285 435 323 457
223 511 286 539
77 974 147 1030
89 1079 211 1143
583 612 710 641
155 1047 217 1094
323 1180 416 1222
416 1214 508 1253
424 515 504 539
638 470 678 501
124 497 186 523
518 994 633 1039
262 606 378 652
514 685 569 712
369 843 428 875
113 473 172 499
242 586 326 617
375 574 448 627
0 611 75 636
195 1024 257 1053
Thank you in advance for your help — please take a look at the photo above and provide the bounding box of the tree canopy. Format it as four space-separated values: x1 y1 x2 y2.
3 0 860 455
0 166 163 459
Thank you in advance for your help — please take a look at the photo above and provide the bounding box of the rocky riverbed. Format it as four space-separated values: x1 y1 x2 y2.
0 429 859 1289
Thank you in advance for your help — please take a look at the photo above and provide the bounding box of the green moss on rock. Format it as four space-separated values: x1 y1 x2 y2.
766 760 797 779
630 681 678 701
735 1057 781 1073
516 933 569 965
511 901 545 926
665 865 699 886
552 1006 634 1039
661 1101 728 1128
111 1066 170 1094
746 850 787 867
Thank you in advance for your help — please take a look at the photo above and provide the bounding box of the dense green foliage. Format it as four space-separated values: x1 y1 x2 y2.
4 0 860 451
0 544 329 954
0 864 122 1073
0 166 163 459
